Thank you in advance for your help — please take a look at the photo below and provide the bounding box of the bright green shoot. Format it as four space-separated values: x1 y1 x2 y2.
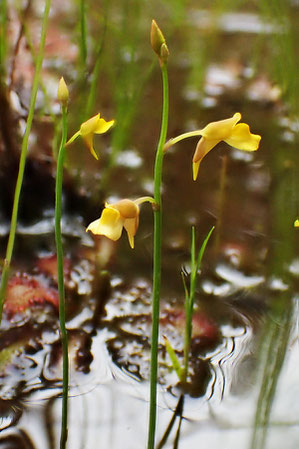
165 226 214 384
79 0 87 68
163 335 184 382
183 225 214 382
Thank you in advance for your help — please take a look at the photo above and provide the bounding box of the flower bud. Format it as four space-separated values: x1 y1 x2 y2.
151 20 169 64
57 77 69 106
160 43 169 64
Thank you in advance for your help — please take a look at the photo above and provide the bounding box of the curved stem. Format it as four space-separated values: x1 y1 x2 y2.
164 129 202 151
0 0 52 323
147 62 169 449
55 106 69 449
134 196 156 206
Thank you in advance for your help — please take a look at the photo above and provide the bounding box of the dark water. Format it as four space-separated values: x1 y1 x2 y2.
0 1 298 448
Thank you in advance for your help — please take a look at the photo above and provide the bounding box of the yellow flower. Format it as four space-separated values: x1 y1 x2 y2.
192 113 261 180
66 113 114 160
86 197 155 248
164 113 261 181
294 218 299 228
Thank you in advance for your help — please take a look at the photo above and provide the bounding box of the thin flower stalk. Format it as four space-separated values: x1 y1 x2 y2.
55 100 69 449
0 0 52 323
79 0 87 67
147 20 169 449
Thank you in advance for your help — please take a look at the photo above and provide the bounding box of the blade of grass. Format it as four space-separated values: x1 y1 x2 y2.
183 226 214 381
0 0 52 322
250 295 293 449
163 336 184 382
79 0 87 68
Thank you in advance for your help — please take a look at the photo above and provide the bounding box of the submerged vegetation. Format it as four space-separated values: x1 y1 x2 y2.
0 1 298 449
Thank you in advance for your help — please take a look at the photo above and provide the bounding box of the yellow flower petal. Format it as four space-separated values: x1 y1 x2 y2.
192 137 220 180
86 197 153 248
124 217 139 249
192 137 221 164
192 160 200 182
224 123 261 151
200 113 241 140
86 207 123 241
66 113 114 159
113 199 139 219
94 119 115 134
82 134 99 160
80 114 101 136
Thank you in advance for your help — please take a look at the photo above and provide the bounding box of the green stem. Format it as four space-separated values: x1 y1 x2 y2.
79 0 87 67
147 62 169 449
0 0 51 323
55 105 69 449
182 227 196 382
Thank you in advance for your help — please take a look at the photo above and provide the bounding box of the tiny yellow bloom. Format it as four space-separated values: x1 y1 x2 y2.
66 113 114 160
86 197 155 248
192 113 261 180
294 218 299 228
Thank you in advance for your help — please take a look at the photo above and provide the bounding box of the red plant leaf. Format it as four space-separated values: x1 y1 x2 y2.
4 274 59 316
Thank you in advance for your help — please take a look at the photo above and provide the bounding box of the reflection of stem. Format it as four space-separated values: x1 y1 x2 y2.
147 62 169 449
250 297 292 449
55 105 69 449
156 394 184 449
214 155 227 253
0 0 52 323
173 405 184 449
